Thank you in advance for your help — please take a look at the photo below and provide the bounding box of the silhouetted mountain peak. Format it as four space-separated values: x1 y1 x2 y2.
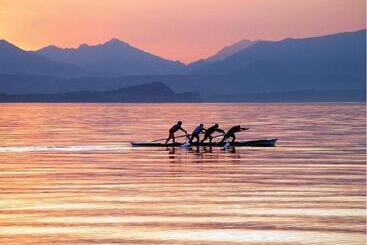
35 38 187 75
221 39 255 49
78 43 89 49
100 38 130 49
108 37 120 42
0 39 12 46
281 38 295 42
39 45 63 52
205 39 260 63
279 29 366 43
193 29 366 79
69 38 132 50
106 38 125 44
0 39 23 52
0 40 85 76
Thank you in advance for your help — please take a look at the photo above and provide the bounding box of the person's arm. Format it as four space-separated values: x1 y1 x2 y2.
180 127 188 134
200 128 206 133
217 128 225 134
240 127 249 131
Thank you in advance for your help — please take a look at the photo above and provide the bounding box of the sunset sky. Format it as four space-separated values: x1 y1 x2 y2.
0 0 365 63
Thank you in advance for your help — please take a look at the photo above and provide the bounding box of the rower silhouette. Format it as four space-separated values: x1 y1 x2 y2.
220 125 249 144
165 121 188 144
189 123 206 144
201 123 225 144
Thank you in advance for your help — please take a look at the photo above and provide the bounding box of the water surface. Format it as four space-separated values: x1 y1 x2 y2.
0 103 365 244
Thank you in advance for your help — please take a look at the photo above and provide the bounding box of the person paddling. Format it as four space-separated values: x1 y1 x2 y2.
220 125 249 144
189 123 206 144
165 121 188 144
201 123 225 144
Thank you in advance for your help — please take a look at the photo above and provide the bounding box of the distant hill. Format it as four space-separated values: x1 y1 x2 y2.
189 30 366 95
188 39 259 69
193 30 365 75
0 82 201 102
0 73 364 102
206 39 259 63
0 40 85 77
35 38 187 76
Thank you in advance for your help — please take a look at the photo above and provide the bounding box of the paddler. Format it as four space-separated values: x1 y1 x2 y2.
201 123 225 144
189 123 206 144
219 125 249 144
165 121 188 144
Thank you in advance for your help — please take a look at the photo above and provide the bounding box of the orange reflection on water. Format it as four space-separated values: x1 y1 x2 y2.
0 103 365 244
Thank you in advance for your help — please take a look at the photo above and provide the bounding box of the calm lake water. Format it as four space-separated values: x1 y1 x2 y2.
0 103 365 245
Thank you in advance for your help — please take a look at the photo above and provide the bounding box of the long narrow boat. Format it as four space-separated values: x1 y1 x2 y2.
131 138 277 147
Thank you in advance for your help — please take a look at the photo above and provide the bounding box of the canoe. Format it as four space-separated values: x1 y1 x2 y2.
131 138 277 147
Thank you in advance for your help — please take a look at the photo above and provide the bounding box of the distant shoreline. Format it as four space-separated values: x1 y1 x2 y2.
0 89 364 103
0 100 364 104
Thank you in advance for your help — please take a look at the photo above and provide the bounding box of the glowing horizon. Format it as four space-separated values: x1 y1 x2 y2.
0 0 365 63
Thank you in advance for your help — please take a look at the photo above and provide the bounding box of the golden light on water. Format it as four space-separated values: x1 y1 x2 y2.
0 103 365 244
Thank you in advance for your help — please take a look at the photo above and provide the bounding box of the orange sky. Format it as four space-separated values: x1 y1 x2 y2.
0 0 365 63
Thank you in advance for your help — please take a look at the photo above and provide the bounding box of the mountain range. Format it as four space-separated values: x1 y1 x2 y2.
187 39 259 70
0 29 365 102
0 37 262 77
0 39 85 77
35 39 186 76
194 30 365 76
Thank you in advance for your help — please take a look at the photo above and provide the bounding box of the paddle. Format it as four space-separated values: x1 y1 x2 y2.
183 133 224 146
150 134 190 143
212 133 225 139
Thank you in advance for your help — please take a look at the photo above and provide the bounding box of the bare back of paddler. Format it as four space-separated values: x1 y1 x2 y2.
201 123 225 144
165 121 187 144
220 125 249 144
189 123 206 144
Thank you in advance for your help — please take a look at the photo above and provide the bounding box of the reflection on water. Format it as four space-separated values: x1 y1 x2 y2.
0 103 365 245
